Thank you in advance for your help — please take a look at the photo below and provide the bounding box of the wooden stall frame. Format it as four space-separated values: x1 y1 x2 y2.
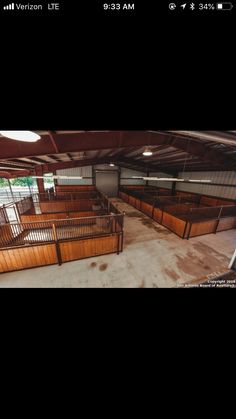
0 210 124 273
119 187 236 239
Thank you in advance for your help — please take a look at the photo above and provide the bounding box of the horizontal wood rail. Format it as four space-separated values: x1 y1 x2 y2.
0 213 124 249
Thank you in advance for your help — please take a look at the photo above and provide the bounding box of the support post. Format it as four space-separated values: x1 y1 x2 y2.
172 181 176 196
35 166 45 195
229 249 236 271
92 166 96 186
118 166 121 195
52 223 62 266
7 179 14 202
215 207 223 234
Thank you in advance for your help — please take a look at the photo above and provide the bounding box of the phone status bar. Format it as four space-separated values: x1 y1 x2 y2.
0 2 234 18
168 2 234 12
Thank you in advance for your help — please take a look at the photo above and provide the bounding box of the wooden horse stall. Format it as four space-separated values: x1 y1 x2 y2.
16 197 36 220
0 211 124 274
119 191 129 203
0 207 9 225
216 206 236 231
56 185 96 194
119 187 236 239
180 205 236 239
161 211 188 238
39 199 101 214
37 186 104 215
20 210 106 223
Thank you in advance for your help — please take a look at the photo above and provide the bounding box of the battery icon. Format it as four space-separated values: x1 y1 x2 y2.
216 2 233 9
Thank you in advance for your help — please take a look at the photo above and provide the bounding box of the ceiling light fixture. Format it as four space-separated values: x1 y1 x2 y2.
0 131 41 142
32 175 83 180
143 177 185 182
143 147 153 157
132 176 212 183
188 179 212 183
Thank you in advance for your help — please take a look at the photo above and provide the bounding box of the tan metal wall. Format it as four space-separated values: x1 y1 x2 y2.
56 166 93 185
120 168 146 185
148 172 174 189
177 171 236 199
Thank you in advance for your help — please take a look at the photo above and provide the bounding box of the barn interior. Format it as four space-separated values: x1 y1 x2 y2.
0 130 236 288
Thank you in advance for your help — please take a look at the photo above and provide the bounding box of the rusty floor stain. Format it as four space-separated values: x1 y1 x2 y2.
90 262 97 268
99 263 108 272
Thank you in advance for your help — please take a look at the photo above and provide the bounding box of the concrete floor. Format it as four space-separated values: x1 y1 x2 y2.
0 198 235 288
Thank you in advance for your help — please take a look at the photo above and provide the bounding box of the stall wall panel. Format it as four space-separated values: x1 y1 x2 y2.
40 201 95 213
189 220 218 238
56 185 96 193
60 235 119 262
217 217 236 232
21 211 100 223
200 196 218 207
162 212 186 237
0 244 57 273
153 208 163 223
141 202 153 217
0 224 16 247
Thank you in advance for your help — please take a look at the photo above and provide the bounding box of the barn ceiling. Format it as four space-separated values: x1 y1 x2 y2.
0 130 236 178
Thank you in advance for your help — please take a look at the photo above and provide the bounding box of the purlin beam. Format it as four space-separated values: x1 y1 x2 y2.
0 131 235 178
0 131 234 168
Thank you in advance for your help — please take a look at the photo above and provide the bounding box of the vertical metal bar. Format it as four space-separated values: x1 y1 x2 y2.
7 179 14 202
52 223 62 266
215 207 223 233
116 219 120 255
187 223 192 240
183 221 188 239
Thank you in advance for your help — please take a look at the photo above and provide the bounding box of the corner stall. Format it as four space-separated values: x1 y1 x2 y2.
119 185 236 239
0 186 124 274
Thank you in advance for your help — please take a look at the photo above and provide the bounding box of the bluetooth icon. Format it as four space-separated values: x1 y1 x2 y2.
190 3 195 9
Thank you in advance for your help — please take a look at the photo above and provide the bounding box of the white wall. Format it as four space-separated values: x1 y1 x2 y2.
148 172 174 189
120 168 146 185
177 171 236 199
56 166 93 185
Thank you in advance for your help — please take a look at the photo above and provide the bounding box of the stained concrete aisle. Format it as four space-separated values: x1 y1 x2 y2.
0 198 235 288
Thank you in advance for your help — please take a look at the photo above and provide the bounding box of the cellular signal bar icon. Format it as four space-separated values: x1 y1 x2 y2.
3 3 15 10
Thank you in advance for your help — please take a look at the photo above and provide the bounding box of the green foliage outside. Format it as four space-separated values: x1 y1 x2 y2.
11 177 34 186
0 177 37 188
0 176 54 188
0 178 8 187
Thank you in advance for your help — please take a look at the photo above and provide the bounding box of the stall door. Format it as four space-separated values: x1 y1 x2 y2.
96 172 118 197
